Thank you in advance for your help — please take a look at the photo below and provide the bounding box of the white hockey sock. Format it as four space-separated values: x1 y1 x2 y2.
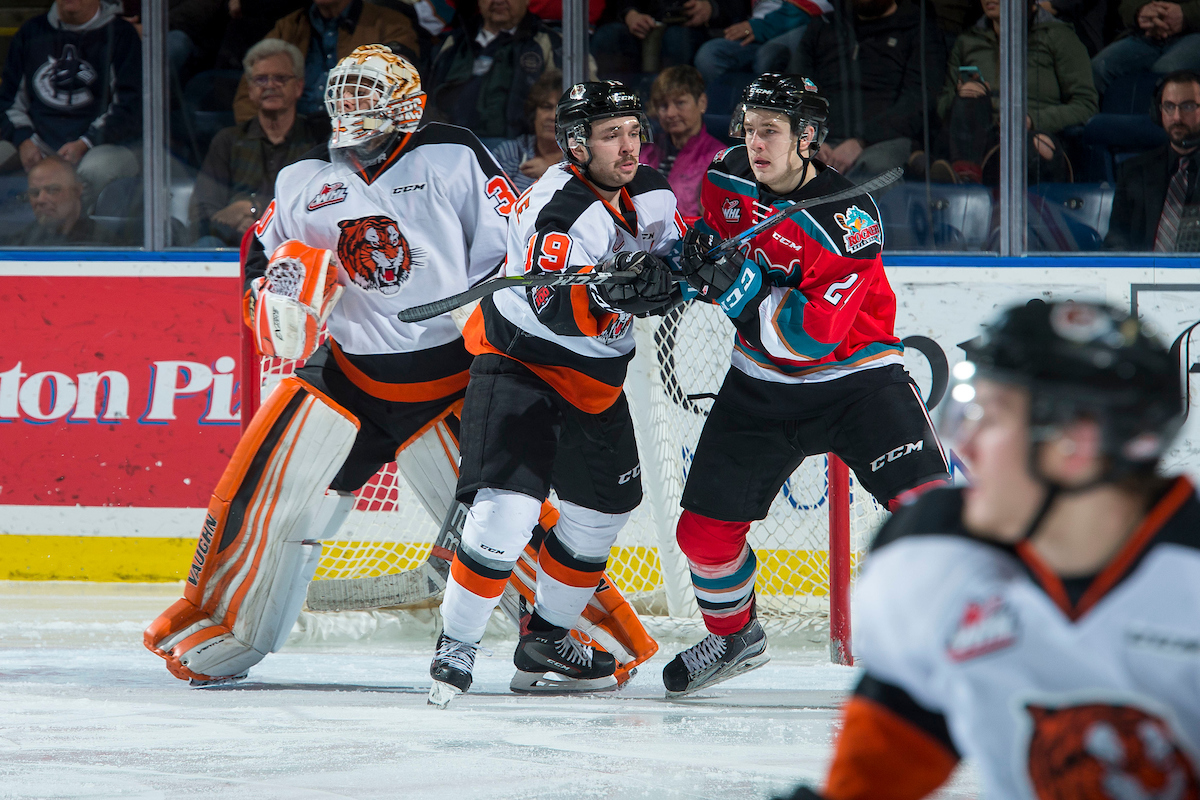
441 489 540 643
534 501 628 629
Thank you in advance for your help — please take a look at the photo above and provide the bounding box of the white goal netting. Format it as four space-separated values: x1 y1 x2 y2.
255 303 888 647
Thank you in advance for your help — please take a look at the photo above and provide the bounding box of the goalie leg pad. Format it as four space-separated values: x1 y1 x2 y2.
144 377 359 681
394 404 462 526
440 488 541 643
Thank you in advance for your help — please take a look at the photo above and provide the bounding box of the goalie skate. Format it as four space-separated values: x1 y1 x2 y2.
428 633 477 708
662 617 769 697
510 627 618 694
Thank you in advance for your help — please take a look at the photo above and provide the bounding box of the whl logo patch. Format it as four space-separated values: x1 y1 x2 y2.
834 205 882 253
947 596 1018 662
723 198 741 223
308 182 348 211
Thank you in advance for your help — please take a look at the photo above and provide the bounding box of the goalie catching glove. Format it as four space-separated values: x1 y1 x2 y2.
592 251 674 317
679 228 766 319
247 240 344 360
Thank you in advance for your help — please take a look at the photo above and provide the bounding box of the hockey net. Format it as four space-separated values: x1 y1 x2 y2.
245 299 887 658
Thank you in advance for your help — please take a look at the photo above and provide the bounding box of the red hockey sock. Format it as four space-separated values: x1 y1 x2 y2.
676 510 757 635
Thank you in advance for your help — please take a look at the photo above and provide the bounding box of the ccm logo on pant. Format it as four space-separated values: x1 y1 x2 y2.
872 441 923 472
618 465 641 485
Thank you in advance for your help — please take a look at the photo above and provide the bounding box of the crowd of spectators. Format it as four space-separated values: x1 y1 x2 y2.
0 0 1198 251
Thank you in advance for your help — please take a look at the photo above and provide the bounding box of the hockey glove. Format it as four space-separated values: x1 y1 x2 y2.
593 251 674 317
680 228 764 318
249 240 343 360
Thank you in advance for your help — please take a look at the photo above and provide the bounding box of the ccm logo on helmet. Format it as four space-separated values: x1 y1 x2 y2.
872 441 923 472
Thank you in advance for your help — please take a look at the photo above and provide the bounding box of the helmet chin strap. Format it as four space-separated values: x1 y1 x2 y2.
1017 440 1109 542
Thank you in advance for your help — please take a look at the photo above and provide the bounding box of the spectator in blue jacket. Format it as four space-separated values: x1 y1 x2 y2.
0 0 142 211
694 0 829 86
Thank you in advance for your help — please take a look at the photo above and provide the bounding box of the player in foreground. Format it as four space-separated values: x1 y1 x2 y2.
428 81 685 705
782 299 1197 800
144 48 652 687
662 74 951 697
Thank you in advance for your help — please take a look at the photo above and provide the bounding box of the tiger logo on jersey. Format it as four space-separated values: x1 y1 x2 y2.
337 215 415 295
1025 702 1200 800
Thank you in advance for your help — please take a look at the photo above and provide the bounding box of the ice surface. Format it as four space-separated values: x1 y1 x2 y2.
0 583 980 799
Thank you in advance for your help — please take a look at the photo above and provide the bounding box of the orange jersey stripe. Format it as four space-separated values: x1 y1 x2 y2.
331 339 470 403
825 696 958 800
463 305 623 414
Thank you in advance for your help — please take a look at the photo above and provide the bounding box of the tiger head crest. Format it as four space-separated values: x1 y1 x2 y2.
1026 702 1200 800
336 215 413 295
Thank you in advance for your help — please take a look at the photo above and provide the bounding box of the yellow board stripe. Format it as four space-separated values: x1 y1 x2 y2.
0 535 852 598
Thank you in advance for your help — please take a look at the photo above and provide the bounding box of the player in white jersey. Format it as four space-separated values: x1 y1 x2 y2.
144 48 654 687
427 81 686 705
780 299 1197 800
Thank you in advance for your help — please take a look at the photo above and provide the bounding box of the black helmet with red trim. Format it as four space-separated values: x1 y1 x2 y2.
555 80 651 168
730 73 829 153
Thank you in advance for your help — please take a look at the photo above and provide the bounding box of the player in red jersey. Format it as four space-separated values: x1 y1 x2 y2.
662 74 951 696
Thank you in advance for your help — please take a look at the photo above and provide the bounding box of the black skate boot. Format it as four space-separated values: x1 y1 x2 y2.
511 626 618 693
428 632 478 708
662 616 769 697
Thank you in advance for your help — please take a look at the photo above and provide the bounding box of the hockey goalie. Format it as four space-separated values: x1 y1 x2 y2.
144 45 656 690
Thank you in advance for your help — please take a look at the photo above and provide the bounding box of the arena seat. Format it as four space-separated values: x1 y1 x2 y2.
1026 183 1114 251
875 181 994 251
90 176 142 241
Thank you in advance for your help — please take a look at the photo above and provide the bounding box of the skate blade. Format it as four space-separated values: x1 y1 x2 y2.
189 671 249 688
427 679 463 708
665 651 771 699
509 670 619 694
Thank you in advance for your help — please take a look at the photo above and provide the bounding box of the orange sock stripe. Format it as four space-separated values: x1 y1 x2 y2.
538 547 605 589
450 554 509 599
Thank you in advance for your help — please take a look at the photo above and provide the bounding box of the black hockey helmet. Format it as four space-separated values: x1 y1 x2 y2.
730 74 829 153
949 300 1183 477
556 81 651 167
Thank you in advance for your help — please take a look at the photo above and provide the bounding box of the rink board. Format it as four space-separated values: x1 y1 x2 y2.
4 253 1200 581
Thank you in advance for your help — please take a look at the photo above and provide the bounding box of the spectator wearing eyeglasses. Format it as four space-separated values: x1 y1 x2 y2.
191 39 328 246
1106 70 1200 250
5 155 111 245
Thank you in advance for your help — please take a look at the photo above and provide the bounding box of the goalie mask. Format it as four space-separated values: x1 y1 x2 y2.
326 45 425 167
730 74 829 155
556 81 651 169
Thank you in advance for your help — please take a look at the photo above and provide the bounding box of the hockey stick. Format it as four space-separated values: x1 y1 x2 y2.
395 167 902 324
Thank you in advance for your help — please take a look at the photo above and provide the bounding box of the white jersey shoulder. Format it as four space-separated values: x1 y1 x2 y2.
256 124 514 357
854 485 1200 800
493 163 683 358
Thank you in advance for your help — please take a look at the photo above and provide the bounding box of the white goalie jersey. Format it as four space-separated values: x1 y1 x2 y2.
829 482 1200 800
250 122 517 357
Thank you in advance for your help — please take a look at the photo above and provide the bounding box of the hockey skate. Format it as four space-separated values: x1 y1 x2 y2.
428 633 478 708
662 617 769 697
510 626 618 693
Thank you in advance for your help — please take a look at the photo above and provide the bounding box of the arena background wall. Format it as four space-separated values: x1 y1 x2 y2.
4 252 1200 582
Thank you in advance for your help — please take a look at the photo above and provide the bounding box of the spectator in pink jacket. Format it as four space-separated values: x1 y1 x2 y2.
639 66 726 217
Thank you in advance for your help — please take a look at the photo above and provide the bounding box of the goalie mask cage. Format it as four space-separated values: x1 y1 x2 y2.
241 300 886 665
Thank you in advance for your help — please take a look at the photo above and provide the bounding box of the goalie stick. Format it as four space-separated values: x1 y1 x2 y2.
395 167 902 324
